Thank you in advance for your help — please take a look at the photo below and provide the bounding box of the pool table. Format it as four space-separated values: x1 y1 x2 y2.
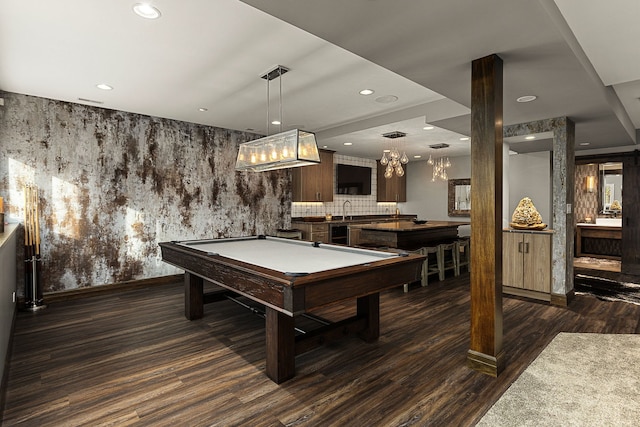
159 235 424 383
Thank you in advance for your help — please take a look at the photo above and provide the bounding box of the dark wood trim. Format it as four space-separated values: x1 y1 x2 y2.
468 54 504 376
467 349 505 378
550 290 574 307
503 286 551 303
41 274 183 304
575 151 637 165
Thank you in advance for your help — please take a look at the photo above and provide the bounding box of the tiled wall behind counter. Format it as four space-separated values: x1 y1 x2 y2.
291 154 399 218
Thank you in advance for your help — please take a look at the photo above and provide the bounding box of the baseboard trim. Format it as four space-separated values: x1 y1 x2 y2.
503 286 551 303
40 274 184 304
550 289 575 307
467 349 505 377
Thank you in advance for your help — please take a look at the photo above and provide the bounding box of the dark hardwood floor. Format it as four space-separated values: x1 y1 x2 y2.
3 273 640 426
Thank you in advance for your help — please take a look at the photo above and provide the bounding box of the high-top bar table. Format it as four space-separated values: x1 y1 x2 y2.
352 220 468 250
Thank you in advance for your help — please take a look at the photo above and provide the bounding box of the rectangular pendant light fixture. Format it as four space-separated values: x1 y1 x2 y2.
235 65 320 172
235 129 320 172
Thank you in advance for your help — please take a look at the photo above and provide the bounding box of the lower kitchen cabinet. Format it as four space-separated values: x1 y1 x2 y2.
291 222 329 243
503 229 552 301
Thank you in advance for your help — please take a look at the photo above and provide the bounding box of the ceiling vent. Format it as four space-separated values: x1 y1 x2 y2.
382 131 407 139
429 143 450 149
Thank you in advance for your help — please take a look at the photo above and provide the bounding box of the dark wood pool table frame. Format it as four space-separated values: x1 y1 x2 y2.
159 237 424 383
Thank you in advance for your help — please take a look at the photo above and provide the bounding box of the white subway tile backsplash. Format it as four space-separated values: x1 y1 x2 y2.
291 154 397 217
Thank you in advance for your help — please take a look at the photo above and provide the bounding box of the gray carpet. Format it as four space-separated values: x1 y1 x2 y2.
477 333 640 426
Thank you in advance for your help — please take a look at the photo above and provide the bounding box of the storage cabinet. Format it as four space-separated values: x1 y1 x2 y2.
376 161 406 202
291 222 329 243
292 149 334 202
503 230 552 301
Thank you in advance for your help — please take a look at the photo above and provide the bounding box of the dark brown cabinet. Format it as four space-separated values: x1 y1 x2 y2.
292 149 334 202
376 161 407 202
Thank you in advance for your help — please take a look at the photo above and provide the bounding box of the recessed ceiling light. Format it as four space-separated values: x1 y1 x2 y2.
133 3 161 19
383 149 391 153
198 107 208 112
359 89 374 96
96 83 113 90
322 145 328 149
580 142 590 146
516 95 537 103
525 135 536 140
423 126 434 130
271 120 281 125
413 155 422 159
460 137 470 141
375 95 398 104
343 142 353 146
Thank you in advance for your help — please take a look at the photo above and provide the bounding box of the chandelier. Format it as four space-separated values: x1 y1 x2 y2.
426 143 451 181
380 131 409 179
428 155 451 181
235 66 320 172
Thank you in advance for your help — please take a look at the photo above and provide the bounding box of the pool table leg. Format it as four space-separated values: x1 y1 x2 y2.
357 293 380 342
185 272 203 320
265 307 295 384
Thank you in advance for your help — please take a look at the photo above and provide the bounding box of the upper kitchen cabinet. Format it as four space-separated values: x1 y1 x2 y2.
377 161 407 202
292 149 334 202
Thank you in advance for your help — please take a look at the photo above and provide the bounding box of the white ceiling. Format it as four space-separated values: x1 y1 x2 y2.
0 0 637 161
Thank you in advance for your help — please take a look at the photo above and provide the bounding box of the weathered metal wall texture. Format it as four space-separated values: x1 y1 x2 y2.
0 92 292 293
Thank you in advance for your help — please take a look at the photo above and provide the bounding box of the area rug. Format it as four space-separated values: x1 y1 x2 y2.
574 274 640 305
476 333 640 426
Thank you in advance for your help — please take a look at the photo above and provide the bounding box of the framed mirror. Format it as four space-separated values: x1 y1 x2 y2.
599 162 622 213
448 178 471 217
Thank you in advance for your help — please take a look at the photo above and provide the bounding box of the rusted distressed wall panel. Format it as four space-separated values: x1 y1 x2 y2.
0 93 291 293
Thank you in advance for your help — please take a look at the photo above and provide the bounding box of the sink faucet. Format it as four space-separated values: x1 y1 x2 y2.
342 200 352 221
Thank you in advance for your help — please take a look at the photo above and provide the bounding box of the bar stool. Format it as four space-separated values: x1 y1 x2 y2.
403 247 425 292
421 246 441 287
437 242 457 281
456 237 471 275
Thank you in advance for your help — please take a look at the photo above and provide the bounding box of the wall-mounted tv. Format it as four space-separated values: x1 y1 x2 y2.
336 164 372 195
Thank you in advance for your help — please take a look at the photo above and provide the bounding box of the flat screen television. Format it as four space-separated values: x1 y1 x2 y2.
336 164 372 195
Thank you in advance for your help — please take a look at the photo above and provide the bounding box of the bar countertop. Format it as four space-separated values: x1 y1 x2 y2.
351 220 468 232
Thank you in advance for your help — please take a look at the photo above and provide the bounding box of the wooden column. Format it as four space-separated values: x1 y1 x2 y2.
467 54 505 376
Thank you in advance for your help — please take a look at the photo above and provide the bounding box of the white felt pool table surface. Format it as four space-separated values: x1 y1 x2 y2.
177 236 399 275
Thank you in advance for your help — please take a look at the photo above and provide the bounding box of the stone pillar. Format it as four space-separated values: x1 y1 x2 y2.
503 117 575 306
551 118 575 305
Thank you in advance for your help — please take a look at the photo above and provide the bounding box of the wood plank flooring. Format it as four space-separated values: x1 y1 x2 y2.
3 273 640 426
